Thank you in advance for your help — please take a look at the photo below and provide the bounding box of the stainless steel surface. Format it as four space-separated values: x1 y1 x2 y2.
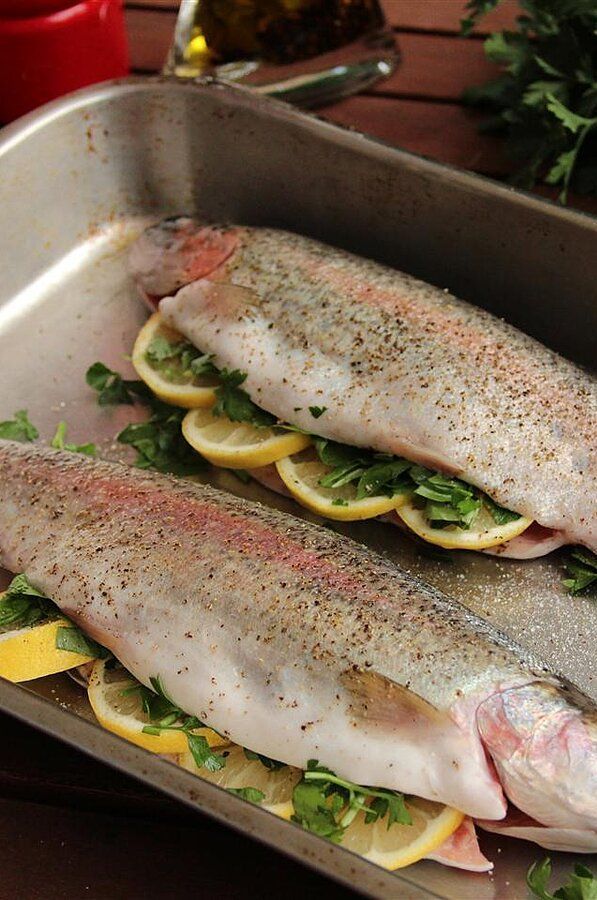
0 76 595 898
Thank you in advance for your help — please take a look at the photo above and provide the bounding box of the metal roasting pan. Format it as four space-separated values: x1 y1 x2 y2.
0 77 595 899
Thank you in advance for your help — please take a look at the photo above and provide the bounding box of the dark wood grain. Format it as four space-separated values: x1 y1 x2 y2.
322 94 509 174
125 0 520 34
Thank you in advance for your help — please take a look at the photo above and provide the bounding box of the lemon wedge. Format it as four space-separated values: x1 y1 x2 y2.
340 798 464 871
132 312 219 409
396 498 532 550
88 659 226 755
275 448 406 521
0 613 95 683
182 407 311 469
180 744 301 819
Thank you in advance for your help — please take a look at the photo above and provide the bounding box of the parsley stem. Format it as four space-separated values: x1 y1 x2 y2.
304 770 404 803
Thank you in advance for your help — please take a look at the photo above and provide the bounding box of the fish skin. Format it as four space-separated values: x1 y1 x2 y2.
1 440 596 843
133 220 597 551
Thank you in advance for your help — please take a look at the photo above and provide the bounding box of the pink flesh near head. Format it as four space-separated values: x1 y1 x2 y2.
129 219 240 308
476 682 597 833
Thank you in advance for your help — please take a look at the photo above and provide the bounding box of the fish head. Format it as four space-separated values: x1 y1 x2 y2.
477 681 597 832
129 218 240 308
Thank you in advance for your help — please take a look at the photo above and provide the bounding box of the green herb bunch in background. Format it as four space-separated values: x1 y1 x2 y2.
462 0 597 202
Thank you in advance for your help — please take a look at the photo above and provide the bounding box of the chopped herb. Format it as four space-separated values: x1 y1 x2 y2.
117 397 206 475
86 362 149 406
212 369 276 427
313 439 519 528
482 493 522 525
309 406 327 419
145 336 218 381
243 748 287 771
227 786 265 804
292 760 411 844
563 547 597 595
527 857 596 900
0 410 38 442
331 498 349 507
51 421 96 456
55 625 107 659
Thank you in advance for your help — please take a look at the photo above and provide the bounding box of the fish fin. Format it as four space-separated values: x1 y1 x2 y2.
160 279 264 334
341 667 451 729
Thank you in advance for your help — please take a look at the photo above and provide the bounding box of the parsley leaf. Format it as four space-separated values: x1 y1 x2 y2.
527 857 596 900
309 406 327 419
212 369 276 427
187 732 227 773
55 625 107 659
0 410 38 442
227 786 265 804
563 547 597 595
243 748 287 770
51 421 96 456
0 574 108 660
86 362 149 406
0 574 55 630
117 404 206 476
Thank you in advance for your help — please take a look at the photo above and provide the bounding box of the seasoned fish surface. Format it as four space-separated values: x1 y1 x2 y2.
1 440 595 843
132 220 597 551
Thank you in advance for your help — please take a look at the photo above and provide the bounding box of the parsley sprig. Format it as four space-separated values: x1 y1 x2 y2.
461 0 597 202
527 857 596 900
563 547 597 595
291 760 411 844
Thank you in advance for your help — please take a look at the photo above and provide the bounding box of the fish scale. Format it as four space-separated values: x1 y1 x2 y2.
131 219 597 551
0 439 595 846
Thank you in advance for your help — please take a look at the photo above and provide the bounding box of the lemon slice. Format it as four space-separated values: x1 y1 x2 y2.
275 448 406 521
396 497 532 550
182 408 312 469
180 744 301 819
0 614 95 683
132 312 219 409
341 798 464 871
88 659 226 755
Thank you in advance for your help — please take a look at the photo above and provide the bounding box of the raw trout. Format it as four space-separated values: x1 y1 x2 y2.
0 439 595 850
130 219 596 553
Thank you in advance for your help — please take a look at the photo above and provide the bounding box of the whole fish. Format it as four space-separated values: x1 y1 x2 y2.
130 219 596 554
0 439 595 851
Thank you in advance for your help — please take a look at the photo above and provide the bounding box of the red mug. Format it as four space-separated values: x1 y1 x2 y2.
0 0 129 122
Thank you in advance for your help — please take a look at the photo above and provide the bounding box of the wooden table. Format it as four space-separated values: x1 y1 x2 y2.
2 4 592 898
